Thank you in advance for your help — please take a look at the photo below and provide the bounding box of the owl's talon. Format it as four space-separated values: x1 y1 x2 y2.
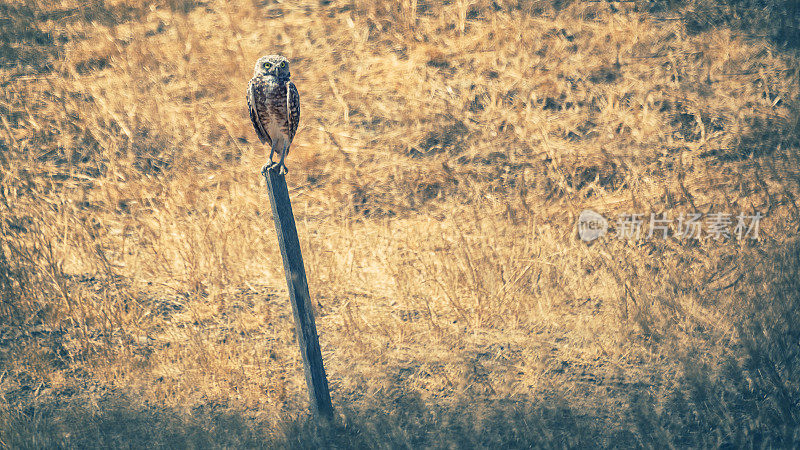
261 162 276 177
276 163 288 175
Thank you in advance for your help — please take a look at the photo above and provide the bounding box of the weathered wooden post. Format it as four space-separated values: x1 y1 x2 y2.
264 167 333 419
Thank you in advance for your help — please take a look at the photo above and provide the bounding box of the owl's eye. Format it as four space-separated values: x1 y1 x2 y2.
264 63 271 69
280 61 286 68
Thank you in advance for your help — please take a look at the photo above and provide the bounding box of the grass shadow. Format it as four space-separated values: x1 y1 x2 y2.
2 390 633 449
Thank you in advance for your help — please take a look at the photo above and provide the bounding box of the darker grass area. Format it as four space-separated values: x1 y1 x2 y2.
641 0 800 49
3 374 798 449
0 1 146 74
0 0 207 76
678 0 800 48
2 395 267 449
0 389 666 448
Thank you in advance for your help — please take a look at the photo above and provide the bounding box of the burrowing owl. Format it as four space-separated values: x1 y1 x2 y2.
247 55 300 176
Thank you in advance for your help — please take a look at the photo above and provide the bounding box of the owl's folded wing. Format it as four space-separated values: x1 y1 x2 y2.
287 81 300 144
247 80 271 146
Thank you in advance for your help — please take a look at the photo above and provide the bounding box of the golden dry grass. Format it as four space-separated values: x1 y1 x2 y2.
1 0 799 447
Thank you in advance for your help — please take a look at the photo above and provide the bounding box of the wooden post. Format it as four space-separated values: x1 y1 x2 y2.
264 168 333 419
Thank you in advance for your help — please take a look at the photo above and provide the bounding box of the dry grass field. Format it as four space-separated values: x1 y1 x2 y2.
1 0 799 447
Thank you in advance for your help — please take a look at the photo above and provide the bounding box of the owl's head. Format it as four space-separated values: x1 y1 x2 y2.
254 55 291 79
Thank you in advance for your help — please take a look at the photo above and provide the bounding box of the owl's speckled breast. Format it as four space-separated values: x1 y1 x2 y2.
252 75 290 138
